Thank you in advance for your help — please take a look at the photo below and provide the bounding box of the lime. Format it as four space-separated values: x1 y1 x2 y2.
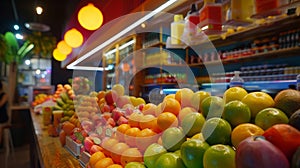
201 117 232 145
180 139 210 168
144 143 167 168
154 153 186 168
200 96 225 119
162 127 186 152
222 100 251 127
255 108 289 130
181 112 205 137
203 144 236 168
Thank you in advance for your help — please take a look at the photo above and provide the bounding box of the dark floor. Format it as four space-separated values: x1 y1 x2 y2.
0 143 31 168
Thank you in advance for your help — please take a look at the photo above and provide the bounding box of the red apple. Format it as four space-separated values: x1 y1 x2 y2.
84 137 95 153
112 108 125 121
105 90 118 105
90 145 103 155
236 136 289 168
263 124 300 161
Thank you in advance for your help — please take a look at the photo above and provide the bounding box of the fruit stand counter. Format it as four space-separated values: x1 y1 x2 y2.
30 109 80 168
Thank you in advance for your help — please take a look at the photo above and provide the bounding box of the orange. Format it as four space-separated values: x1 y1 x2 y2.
161 98 181 116
120 148 143 166
116 124 131 142
178 107 197 123
139 114 158 131
231 123 264 148
111 142 130 164
175 88 194 108
142 103 157 115
136 128 158 152
163 94 175 101
242 92 275 118
97 91 106 101
94 157 114 168
128 112 144 128
107 164 123 168
89 151 106 168
157 112 178 131
101 138 119 157
124 127 141 147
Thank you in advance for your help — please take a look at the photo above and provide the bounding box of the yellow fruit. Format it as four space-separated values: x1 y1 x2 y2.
190 91 211 112
112 84 125 97
175 88 194 108
242 92 275 118
223 87 248 103
89 151 106 168
231 123 264 148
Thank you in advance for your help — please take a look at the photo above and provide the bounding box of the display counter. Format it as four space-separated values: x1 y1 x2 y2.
29 109 80 168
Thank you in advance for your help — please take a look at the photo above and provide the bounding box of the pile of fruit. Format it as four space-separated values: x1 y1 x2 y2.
31 93 52 106
54 83 300 168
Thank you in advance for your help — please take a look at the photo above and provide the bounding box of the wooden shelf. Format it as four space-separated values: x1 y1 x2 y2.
189 47 300 67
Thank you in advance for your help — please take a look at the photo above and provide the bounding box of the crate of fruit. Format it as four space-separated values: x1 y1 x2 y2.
65 136 82 158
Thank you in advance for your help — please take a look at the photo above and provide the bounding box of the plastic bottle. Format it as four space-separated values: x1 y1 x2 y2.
171 14 185 45
182 4 199 44
230 71 244 88
297 74 300 91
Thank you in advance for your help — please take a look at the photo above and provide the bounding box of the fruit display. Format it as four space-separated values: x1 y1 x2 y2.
31 93 53 106
48 83 300 168
53 84 76 123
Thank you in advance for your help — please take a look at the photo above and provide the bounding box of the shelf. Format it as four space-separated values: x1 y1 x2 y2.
141 83 177 87
166 14 300 49
201 80 296 91
138 63 187 70
189 47 300 67
142 41 166 49
251 0 300 19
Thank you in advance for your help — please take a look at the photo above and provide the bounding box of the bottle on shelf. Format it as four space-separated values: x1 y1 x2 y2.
182 3 199 44
229 71 244 88
171 14 185 45
297 74 300 91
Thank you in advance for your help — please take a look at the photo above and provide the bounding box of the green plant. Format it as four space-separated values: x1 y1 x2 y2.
0 32 34 64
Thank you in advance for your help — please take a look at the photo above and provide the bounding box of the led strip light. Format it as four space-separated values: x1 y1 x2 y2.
67 0 178 71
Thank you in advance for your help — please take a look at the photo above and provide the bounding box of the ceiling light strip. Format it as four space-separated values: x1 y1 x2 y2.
67 0 177 70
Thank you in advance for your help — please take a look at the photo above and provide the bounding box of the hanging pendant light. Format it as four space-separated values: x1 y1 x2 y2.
57 40 72 55
64 28 84 48
77 3 103 30
53 48 67 61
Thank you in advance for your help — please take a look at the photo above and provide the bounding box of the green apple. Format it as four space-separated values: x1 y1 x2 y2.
181 139 210 168
162 127 186 152
154 152 186 168
125 162 146 168
203 144 236 168
144 143 167 168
